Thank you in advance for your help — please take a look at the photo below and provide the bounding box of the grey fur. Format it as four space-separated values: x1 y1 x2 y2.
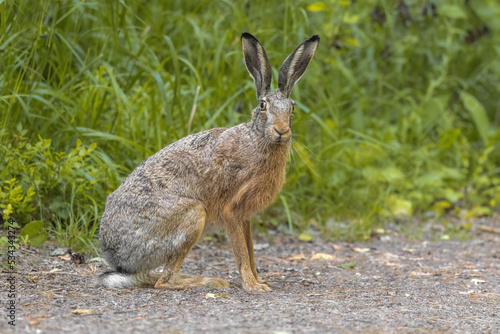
241 32 272 99
97 33 319 291
278 35 320 98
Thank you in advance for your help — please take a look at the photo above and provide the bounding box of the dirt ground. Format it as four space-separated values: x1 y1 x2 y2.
2 220 500 334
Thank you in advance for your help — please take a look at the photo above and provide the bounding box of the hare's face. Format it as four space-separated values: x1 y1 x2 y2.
253 92 294 144
242 32 319 143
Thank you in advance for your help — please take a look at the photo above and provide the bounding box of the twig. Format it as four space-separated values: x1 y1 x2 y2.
477 225 500 234
23 271 81 276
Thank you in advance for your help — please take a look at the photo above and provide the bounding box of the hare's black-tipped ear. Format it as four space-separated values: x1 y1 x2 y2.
241 33 272 100
277 35 319 98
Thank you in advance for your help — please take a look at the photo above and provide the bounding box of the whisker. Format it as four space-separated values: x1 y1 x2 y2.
291 141 319 177
292 138 320 161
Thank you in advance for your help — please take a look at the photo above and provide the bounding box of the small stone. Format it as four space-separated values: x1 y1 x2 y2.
50 248 70 256
254 243 269 251
380 235 391 242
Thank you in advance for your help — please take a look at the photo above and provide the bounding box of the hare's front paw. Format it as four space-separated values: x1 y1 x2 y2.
244 281 271 293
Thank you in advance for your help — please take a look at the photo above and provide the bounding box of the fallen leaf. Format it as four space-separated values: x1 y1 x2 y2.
332 244 344 251
71 309 96 315
205 293 227 299
384 252 399 259
28 319 40 326
311 253 334 261
58 253 72 261
288 254 306 261
384 262 404 268
402 248 415 253
352 247 370 253
298 233 312 242
340 262 356 269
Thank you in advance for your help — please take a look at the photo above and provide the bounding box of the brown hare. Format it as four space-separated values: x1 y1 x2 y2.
97 33 319 292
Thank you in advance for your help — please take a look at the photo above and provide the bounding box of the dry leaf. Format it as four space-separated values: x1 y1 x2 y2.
384 262 404 268
352 247 370 253
332 244 344 251
311 253 334 261
28 319 40 326
58 253 72 261
384 252 399 259
288 253 306 261
205 293 227 299
71 309 96 315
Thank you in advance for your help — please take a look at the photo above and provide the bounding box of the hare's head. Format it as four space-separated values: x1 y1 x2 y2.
241 33 319 144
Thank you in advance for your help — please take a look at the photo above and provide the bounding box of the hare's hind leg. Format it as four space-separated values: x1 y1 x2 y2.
154 198 230 290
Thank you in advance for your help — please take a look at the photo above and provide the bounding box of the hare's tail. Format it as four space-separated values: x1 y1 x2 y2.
96 271 159 289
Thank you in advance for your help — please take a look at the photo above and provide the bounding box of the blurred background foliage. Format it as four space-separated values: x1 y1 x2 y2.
1 0 500 249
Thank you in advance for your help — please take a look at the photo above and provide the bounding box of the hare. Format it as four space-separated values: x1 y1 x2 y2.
97 33 319 292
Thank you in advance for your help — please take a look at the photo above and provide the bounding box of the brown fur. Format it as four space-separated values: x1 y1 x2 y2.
97 33 319 292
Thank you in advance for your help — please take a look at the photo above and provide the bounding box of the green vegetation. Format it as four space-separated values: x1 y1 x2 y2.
1 0 500 249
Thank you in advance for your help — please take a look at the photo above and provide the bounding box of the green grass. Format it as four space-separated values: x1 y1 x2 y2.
1 0 500 249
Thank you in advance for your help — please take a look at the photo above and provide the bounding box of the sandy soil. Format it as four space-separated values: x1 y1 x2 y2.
1 221 499 334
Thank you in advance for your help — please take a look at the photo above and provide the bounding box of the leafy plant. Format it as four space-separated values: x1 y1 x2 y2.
1 0 499 245
0 126 115 248
19 221 47 248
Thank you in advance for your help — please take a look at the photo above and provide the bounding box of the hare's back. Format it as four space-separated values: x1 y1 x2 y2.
116 128 227 193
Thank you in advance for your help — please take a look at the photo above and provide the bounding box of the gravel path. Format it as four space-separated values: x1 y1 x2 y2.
2 222 499 333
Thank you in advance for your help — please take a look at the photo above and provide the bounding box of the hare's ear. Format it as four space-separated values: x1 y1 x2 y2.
277 35 319 98
241 33 272 100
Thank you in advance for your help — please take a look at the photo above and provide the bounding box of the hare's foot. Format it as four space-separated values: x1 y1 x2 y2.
243 281 271 293
154 276 230 290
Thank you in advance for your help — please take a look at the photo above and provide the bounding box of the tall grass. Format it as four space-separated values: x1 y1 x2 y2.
1 0 499 246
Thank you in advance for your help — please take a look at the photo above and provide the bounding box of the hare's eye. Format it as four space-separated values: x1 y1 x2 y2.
260 101 267 111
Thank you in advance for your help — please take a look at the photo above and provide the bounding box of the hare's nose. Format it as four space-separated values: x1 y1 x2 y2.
273 126 291 141
274 127 289 136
